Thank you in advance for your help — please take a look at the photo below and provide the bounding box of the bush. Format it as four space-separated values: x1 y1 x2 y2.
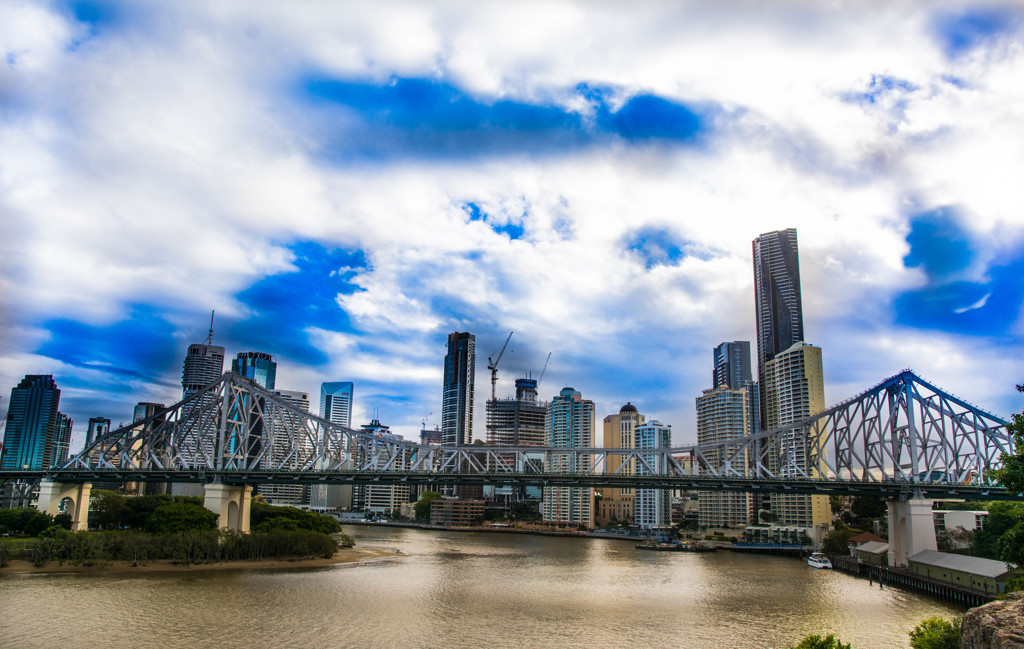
250 502 341 535
790 634 851 649
144 503 218 534
909 617 960 649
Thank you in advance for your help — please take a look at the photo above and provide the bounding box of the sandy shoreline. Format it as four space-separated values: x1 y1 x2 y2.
0 546 398 576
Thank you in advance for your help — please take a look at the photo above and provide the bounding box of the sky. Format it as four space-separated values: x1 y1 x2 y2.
2 1 1024 451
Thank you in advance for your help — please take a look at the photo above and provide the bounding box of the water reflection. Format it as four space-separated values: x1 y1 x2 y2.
1 527 962 649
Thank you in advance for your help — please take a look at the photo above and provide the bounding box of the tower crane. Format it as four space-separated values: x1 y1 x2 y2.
537 352 552 386
487 331 514 402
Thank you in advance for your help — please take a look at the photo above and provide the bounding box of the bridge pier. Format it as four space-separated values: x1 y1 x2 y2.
203 484 252 532
37 480 92 531
886 496 937 568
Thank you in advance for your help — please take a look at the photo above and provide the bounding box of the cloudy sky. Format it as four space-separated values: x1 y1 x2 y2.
2 1 1023 450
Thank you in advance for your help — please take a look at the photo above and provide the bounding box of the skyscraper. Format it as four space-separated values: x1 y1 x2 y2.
634 420 672 529
1 375 61 471
262 389 313 506
51 413 73 468
182 343 226 396
752 228 803 430
315 382 355 509
695 386 751 527
542 387 595 528
762 342 829 534
320 382 354 428
173 336 225 497
232 351 277 390
596 403 645 526
441 332 475 447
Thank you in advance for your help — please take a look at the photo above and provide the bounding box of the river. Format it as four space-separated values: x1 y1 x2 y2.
0 526 962 649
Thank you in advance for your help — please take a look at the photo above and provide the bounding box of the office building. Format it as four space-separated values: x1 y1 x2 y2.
262 389 313 505
762 341 830 532
311 382 355 509
752 228 803 430
634 420 672 529
695 386 751 527
441 332 475 446
51 413 72 468
320 382 354 427
1 375 61 471
85 417 111 448
359 419 411 515
182 343 226 396
174 340 225 494
596 403 645 526
541 387 595 528
713 341 760 435
232 351 277 390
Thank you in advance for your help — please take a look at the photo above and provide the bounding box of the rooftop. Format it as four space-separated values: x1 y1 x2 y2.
908 550 1019 578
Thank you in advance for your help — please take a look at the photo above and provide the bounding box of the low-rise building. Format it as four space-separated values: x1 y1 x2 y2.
908 550 1024 595
430 499 484 527
854 541 889 566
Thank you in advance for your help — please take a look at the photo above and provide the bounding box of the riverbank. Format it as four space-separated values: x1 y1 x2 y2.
0 545 397 575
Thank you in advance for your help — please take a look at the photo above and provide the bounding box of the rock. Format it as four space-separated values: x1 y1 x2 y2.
961 591 1024 649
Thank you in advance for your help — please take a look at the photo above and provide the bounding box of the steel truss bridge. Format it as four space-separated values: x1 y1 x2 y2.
3 370 1020 501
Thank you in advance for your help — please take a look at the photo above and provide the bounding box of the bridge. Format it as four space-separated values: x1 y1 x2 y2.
2 369 1019 566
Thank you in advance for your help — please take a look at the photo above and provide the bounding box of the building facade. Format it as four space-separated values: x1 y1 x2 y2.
695 386 751 527
51 413 73 468
441 332 475 447
596 403 645 526
231 351 277 390
541 387 595 528
261 389 313 505
486 377 547 447
319 382 353 427
761 341 829 530
1 375 62 471
634 420 672 529
182 343 225 396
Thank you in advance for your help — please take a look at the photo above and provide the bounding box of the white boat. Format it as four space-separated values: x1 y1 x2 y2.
807 552 832 569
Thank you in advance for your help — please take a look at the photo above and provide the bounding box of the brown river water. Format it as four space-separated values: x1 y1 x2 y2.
0 526 962 649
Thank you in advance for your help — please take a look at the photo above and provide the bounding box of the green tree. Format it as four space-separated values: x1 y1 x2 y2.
249 502 341 534
973 502 1024 560
850 496 887 520
821 528 857 555
89 490 127 529
144 502 218 534
790 634 851 649
909 617 960 649
992 384 1024 495
414 491 442 520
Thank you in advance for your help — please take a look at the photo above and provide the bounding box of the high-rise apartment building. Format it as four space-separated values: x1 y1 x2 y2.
441 332 475 446
752 228 803 431
596 403 645 526
1 375 61 471
541 387 594 528
713 340 760 435
359 419 411 515
695 386 751 527
762 342 829 533
486 378 547 447
634 420 672 529
320 382 354 428
232 351 277 390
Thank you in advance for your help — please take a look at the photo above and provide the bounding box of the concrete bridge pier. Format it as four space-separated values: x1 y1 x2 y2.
37 480 92 531
886 495 937 568
203 484 252 532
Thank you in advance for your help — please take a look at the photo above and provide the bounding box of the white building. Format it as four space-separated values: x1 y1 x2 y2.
634 420 672 528
541 387 594 528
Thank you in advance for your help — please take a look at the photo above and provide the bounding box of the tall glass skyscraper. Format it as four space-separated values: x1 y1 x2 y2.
1 375 62 471
320 382 354 428
441 332 475 447
232 351 277 390
752 228 803 430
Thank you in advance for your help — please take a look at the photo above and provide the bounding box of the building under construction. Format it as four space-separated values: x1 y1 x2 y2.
485 378 547 447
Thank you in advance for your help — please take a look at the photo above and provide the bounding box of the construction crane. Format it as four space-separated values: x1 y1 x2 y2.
537 352 552 386
487 331 514 402
421 411 433 430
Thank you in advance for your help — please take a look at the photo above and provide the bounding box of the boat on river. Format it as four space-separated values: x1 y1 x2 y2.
807 552 833 569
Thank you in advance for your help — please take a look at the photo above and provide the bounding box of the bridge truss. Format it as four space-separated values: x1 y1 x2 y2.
16 370 1017 499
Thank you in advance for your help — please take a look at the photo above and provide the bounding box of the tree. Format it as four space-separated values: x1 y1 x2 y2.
973 502 1024 560
414 491 442 520
790 634 851 649
249 502 341 535
88 490 127 529
992 384 1024 495
821 528 857 555
850 496 887 520
144 502 218 534
909 617 960 649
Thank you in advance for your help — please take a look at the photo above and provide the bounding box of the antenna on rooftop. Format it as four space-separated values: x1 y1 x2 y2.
204 310 215 344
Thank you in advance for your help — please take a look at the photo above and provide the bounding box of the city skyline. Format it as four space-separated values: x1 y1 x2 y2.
2 3 1024 448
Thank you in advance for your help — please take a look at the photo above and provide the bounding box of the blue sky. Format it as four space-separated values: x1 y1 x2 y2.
2 1 1024 450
